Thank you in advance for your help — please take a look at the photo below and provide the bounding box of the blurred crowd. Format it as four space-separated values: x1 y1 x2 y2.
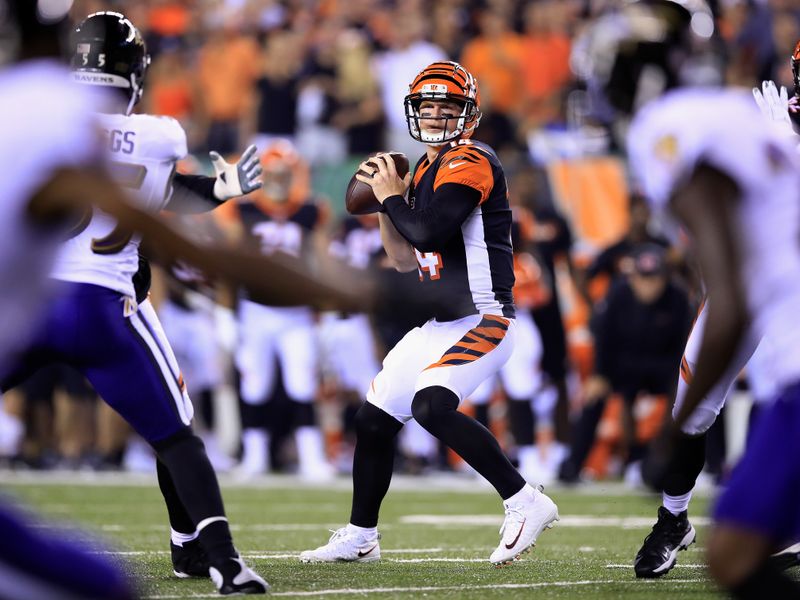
1 0 797 485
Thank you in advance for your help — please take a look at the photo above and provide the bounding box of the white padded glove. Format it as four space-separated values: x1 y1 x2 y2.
210 144 263 201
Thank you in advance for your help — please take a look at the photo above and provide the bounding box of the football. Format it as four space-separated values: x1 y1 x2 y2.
345 152 410 215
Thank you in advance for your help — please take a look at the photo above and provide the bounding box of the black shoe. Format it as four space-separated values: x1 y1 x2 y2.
171 539 210 578
209 556 269 595
767 543 800 571
634 506 696 578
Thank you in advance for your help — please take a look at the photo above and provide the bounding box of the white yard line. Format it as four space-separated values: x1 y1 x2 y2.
141 579 703 599
99 548 445 556
97 523 397 532
400 515 712 528
0 471 714 496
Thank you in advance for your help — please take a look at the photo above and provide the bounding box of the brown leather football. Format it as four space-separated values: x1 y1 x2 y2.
345 152 410 215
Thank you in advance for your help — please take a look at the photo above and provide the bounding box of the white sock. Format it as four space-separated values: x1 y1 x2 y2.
504 482 537 505
241 428 269 469
295 426 327 467
663 491 693 516
517 446 537 471
346 523 378 539
171 528 199 547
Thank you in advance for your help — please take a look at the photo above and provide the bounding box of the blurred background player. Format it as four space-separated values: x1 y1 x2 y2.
301 61 559 567
324 213 384 468
558 244 692 485
0 11 267 594
156 225 238 473
580 1 800 596
222 140 334 480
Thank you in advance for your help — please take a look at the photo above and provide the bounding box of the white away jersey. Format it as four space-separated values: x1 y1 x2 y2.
628 88 800 390
51 113 188 298
0 60 109 366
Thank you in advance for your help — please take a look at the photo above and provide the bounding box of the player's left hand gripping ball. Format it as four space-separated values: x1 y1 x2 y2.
211 144 263 201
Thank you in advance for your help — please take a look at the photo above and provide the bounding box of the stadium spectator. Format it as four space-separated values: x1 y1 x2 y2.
143 43 195 129
460 7 525 152
196 16 260 154
373 7 446 158
248 30 306 150
296 16 348 166
330 29 385 155
519 1 574 131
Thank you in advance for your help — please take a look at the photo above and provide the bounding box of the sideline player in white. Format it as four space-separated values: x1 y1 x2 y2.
1 12 268 595
577 1 800 596
301 61 559 567
225 142 333 479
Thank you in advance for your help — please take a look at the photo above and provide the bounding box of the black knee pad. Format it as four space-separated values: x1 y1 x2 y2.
354 401 402 444
411 386 459 430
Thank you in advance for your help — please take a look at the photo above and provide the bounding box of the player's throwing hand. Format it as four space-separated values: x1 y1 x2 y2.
355 153 411 204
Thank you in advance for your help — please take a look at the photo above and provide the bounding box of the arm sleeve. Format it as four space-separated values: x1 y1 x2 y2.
382 183 481 252
167 173 221 213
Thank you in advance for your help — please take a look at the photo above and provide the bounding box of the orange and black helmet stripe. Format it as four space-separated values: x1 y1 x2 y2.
425 315 509 370
409 61 478 102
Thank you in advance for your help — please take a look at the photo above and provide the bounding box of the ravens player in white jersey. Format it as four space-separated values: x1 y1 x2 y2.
301 62 559 566
0 12 268 595
0 2 139 596
577 1 800 597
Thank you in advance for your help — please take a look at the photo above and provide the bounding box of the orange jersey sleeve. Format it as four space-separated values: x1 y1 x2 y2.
433 145 494 204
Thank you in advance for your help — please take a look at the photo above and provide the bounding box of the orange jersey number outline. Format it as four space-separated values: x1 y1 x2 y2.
415 249 443 281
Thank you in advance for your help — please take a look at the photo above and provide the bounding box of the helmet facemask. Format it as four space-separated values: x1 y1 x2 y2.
404 61 482 146
404 92 480 145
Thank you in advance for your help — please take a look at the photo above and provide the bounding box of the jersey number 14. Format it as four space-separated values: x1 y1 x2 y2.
415 250 443 281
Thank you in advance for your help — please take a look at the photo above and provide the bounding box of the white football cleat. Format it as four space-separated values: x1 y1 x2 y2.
300 527 381 563
489 486 559 566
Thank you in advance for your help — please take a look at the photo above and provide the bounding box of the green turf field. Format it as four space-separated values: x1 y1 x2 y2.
1 473 728 599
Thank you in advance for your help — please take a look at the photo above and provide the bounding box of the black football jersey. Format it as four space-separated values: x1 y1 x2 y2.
408 140 515 321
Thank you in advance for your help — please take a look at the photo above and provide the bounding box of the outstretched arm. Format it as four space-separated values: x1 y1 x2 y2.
167 144 262 213
29 166 371 313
